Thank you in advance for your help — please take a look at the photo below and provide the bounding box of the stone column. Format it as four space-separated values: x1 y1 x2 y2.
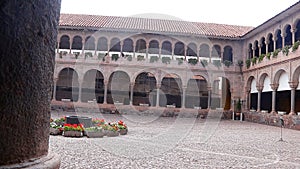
156 83 161 107
184 45 187 61
78 81 82 103
270 84 279 114
130 82 134 105
56 40 60 54
146 43 149 59
81 39 85 56
94 38 98 56
258 44 262 56
52 78 58 101
266 41 269 54
103 81 108 104
281 33 285 47
182 86 187 108
120 41 123 54
291 28 296 44
245 87 251 111
133 43 136 58
256 86 263 112
0 0 61 168
273 37 276 52
252 47 255 58
289 82 298 115
207 86 212 109
69 38 73 54
171 43 175 60
158 43 162 59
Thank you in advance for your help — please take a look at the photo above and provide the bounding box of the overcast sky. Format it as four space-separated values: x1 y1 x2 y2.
60 0 299 27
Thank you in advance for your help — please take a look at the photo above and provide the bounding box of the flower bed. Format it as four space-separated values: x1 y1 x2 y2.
49 117 128 138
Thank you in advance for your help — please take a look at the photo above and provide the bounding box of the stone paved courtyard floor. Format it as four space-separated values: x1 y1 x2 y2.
50 111 300 169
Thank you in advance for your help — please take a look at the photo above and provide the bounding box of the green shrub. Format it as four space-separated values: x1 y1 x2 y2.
251 57 257 66
85 52 93 58
162 57 171 64
111 54 119 61
292 41 300 52
258 54 265 63
282 45 291 56
137 55 145 61
246 59 251 69
98 53 105 61
126 55 132 61
237 60 243 67
273 49 281 58
223 60 232 67
212 60 221 68
150 55 159 63
176 58 184 65
266 53 271 60
188 58 198 65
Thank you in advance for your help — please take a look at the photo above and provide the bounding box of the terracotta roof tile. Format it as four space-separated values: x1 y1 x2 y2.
59 14 253 38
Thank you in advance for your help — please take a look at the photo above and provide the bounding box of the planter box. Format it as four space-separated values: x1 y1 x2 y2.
50 128 61 135
86 131 105 138
278 111 286 115
63 131 83 137
119 129 128 135
105 130 119 137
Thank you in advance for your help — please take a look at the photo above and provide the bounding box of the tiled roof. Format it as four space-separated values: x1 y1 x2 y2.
59 14 253 38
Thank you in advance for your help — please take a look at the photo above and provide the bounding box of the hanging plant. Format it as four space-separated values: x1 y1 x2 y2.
188 58 198 65
137 55 145 61
223 60 232 67
177 58 184 65
266 53 271 60
111 54 119 61
258 54 265 63
282 45 291 56
150 55 159 63
126 55 132 61
212 60 221 68
251 57 257 66
272 49 281 58
292 41 300 52
246 59 251 68
162 57 171 64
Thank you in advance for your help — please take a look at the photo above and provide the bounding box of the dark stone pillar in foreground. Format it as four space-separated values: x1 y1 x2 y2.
0 1 61 168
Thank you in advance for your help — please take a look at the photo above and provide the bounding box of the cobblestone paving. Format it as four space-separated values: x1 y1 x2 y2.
50 111 300 169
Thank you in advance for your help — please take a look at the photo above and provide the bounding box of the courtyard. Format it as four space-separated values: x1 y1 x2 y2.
50 111 300 169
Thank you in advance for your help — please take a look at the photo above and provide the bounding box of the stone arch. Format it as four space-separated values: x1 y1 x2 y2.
223 46 233 62
275 29 282 49
135 39 146 53
186 75 208 109
254 40 259 57
71 35 82 50
81 69 104 103
292 66 300 83
133 72 157 106
97 37 108 51
107 71 131 105
59 35 70 49
284 24 292 46
186 43 197 56
199 43 210 57
110 37 121 52
273 69 287 85
84 36 95 50
161 40 172 55
248 43 253 59
56 67 79 101
211 44 221 58
258 73 269 86
267 33 274 53
295 19 300 42
148 40 159 54
260 37 266 54
160 73 182 108
122 38 134 52
174 41 185 56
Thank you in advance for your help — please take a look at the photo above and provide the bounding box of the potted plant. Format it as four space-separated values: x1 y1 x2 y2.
162 57 171 64
117 120 128 135
200 59 208 67
150 55 159 63
292 41 300 52
102 123 119 137
188 58 198 65
62 123 84 137
137 55 145 61
50 118 63 135
85 126 105 138
282 45 291 56
212 60 221 68
223 60 232 67
245 59 251 69
111 54 119 61
177 58 184 65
